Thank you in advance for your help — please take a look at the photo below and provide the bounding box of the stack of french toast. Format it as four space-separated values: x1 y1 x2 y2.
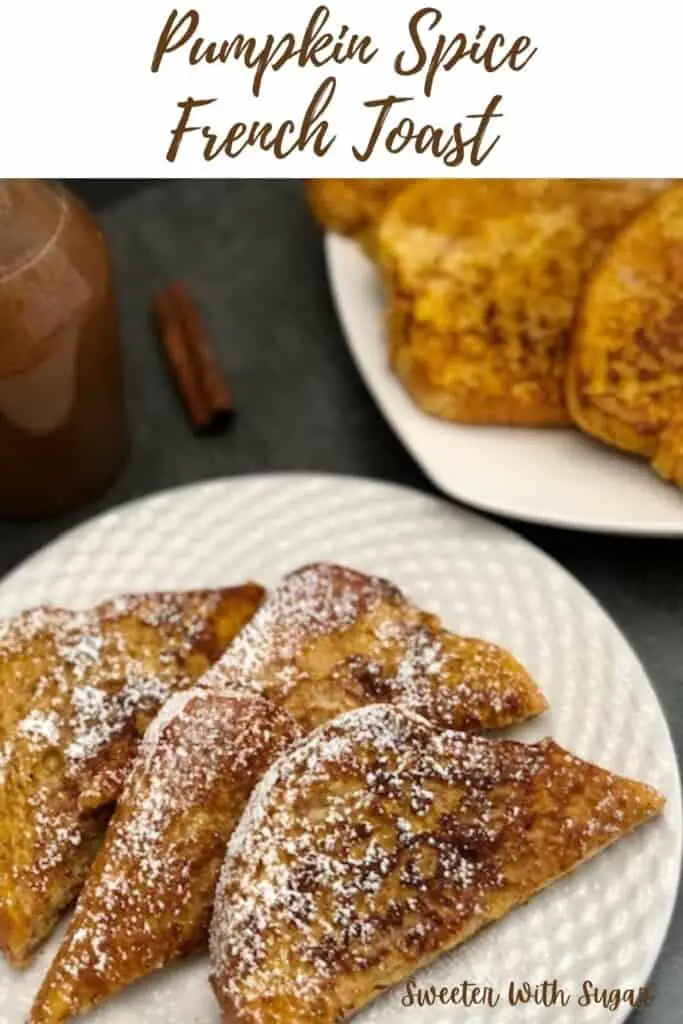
307 179 683 490
1 564 663 1023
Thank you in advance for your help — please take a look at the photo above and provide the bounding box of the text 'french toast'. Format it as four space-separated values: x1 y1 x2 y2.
210 704 663 1024
202 562 547 733
378 179 670 426
567 182 683 488
29 690 300 1024
0 585 263 967
305 179 414 256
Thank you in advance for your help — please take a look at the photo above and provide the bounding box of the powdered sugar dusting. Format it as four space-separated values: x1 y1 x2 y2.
385 626 528 724
18 710 61 747
0 605 72 657
211 705 541 1013
211 705 658 1020
32 692 299 1011
65 673 171 764
3 591 227 786
204 563 397 694
201 564 542 734
0 588 260 958
0 606 73 744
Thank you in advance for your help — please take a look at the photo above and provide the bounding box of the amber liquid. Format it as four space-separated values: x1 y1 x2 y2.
0 183 127 516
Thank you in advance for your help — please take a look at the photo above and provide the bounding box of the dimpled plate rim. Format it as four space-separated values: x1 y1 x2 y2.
325 234 683 536
0 473 679 1024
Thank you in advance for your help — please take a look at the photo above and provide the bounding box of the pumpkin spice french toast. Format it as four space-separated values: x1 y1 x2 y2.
567 182 683 488
378 179 670 426
210 705 664 1024
29 562 546 1021
0 584 263 968
305 179 414 256
30 690 300 1024
202 562 548 733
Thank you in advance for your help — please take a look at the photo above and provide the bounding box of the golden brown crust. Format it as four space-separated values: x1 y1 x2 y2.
0 585 263 967
29 691 300 1024
567 182 683 485
305 179 413 256
379 180 670 426
203 563 547 734
652 415 683 487
210 705 663 1024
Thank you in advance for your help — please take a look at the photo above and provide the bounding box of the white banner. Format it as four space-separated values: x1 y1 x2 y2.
1 0 680 177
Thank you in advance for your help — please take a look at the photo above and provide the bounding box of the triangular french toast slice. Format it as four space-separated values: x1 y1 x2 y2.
209 705 663 1024
203 563 547 733
0 585 263 967
29 690 300 1024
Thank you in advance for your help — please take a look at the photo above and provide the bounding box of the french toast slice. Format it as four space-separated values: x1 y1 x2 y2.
378 179 670 426
305 179 414 256
0 585 263 967
29 690 300 1024
203 563 548 733
567 183 683 486
210 705 664 1024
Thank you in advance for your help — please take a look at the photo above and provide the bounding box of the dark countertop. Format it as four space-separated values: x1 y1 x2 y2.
3 179 682 1020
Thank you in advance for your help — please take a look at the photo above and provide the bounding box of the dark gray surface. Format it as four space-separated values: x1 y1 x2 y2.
4 180 682 1018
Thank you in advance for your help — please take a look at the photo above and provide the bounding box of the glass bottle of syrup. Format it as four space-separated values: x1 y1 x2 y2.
0 181 127 516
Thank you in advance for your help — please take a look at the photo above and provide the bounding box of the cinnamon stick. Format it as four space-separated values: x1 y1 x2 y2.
152 282 234 433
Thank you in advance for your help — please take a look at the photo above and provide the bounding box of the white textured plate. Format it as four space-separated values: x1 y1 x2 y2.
325 235 683 536
0 474 679 1024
